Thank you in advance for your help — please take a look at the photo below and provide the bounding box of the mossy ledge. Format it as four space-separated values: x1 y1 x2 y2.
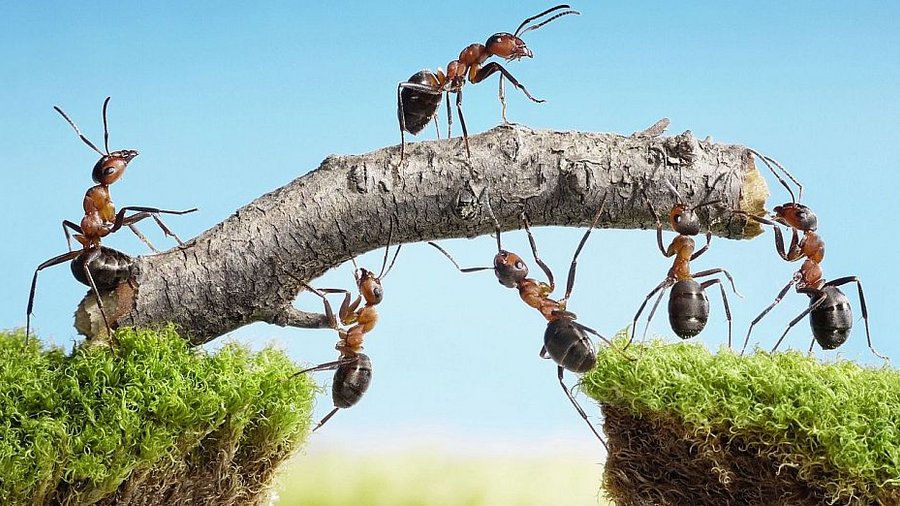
0 327 315 506
583 338 900 505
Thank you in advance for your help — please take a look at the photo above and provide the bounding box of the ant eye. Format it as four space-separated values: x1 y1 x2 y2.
515 261 525 269
104 167 116 176
674 215 682 223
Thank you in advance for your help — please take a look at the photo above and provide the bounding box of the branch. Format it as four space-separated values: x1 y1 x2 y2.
74 123 769 345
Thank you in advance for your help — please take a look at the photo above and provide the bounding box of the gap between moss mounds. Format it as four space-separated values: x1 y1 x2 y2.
582 337 900 506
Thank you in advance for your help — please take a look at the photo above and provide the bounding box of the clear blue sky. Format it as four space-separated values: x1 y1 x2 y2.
2 1 899 460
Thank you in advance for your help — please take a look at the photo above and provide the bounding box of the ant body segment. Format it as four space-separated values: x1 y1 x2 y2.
397 4 579 161
292 234 401 432
429 198 617 448
55 97 191 252
738 152 884 359
628 182 738 349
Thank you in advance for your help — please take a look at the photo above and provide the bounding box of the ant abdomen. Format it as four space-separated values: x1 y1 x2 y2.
70 246 135 289
668 279 710 339
544 318 596 374
332 353 373 409
809 286 852 350
398 70 442 135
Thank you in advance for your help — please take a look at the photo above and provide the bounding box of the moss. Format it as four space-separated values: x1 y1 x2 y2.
0 326 315 506
582 336 900 505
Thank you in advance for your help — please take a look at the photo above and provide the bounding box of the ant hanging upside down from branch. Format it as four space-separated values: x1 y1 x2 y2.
428 196 626 449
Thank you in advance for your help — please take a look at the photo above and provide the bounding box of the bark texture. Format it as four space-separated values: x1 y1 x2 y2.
75 123 769 345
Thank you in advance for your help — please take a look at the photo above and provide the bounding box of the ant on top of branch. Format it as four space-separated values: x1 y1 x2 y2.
429 196 621 449
289 226 402 432
738 150 885 360
397 4 579 162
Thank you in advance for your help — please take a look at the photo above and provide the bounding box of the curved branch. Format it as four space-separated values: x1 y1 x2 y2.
75 123 769 345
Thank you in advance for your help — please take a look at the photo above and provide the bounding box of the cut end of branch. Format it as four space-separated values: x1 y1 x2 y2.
74 282 137 342
737 151 769 239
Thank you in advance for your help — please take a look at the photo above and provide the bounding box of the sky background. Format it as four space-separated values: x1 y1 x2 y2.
2 0 899 494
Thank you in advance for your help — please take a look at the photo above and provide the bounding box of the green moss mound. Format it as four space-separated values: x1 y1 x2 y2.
0 326 316 506
582 339 900 505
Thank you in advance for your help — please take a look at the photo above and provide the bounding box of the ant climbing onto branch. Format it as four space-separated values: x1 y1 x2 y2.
429 197 620 449
397 4 579 161
290 230 401 432
55 97 191 252
628 181 739 349
26 205 197 342
738 151 884 359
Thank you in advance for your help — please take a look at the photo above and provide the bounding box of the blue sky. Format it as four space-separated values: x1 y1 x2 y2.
2 1 899 462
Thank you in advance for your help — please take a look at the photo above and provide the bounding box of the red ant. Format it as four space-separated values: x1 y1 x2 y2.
738 151 884 359
628 181 739 349
55 97 190 252
397 4 579 161
26 99 197 341
290 233 401 432
429 197 618 448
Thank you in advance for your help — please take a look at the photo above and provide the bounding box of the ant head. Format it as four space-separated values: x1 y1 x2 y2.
357 268 384 306
445 60 466 88
774 203 818 232
493 250 528 288
485 33 532 60
92 149 139 185
669 204 702 236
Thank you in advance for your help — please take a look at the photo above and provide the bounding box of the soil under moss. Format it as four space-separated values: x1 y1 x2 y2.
582 339 900 505
0 327 316 506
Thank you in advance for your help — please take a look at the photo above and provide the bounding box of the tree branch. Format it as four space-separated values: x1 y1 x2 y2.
74 123 769 345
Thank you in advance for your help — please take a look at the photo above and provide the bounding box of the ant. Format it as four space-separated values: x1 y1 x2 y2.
290 232 401 432
628 181 738 349
26 205 196 342
738 151 884 359
55 97 190 252
397 4 579 161
429 197 618 448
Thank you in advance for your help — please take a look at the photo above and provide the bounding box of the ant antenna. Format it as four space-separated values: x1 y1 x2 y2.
101 96 111 155
663 179 685 203
748 148 803 204
514 4 580 37
54 104 105 156
378 221 402 280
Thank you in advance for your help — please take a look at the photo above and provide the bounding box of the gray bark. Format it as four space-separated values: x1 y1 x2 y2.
75 123 769 345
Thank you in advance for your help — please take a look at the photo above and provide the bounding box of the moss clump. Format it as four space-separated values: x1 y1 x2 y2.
582 338 900 505
0 326 316 506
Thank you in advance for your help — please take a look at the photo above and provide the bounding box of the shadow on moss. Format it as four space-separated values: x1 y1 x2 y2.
0 326 315 506
582 337 900 505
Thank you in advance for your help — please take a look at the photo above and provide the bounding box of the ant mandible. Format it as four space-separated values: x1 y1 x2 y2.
429 197 617 448
397 4 579 162
738 151 884 359
290 230 401 432
628 181 739 349
55 97 190 252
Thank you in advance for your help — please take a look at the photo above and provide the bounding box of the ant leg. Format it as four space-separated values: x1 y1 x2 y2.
427 242 494 273
301 284 340 329
499 75 508 124
741 278 795 355
579 322 633 361
445 91 453 139
319 288 359 325
627 278 671 349
690 231 712 261
79 247 114 338
693 268 741 297
471 62 545 104
734 211 794 261
555 366 608 450
126 222 159 252
397 81 443 163
824 276 885 360
701 278 732 349
109 206 197 235
640 286 667 345
62 220 82 252
454 90 471 158
770 290 828 353
26 250 82 342
311 407 341 432
561 196 608 304
521 213 555 291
